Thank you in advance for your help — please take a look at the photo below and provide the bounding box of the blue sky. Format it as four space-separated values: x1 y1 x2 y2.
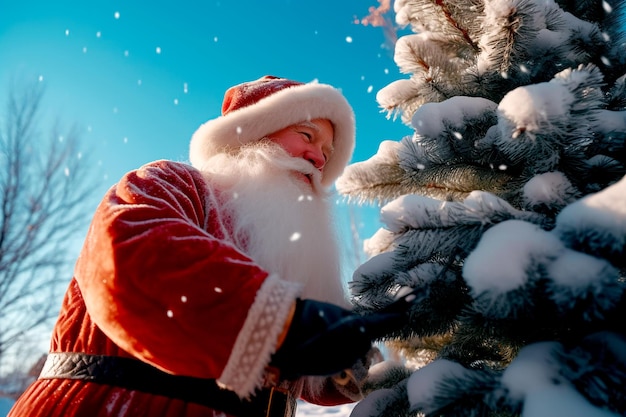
0 0 413 264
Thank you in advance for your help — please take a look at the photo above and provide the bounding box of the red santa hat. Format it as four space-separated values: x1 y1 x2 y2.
189 75 356 187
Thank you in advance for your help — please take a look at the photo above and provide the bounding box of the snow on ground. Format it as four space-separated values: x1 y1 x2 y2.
297 400 355 417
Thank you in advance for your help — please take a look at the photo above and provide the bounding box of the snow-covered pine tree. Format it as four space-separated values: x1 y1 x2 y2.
338 1 626 416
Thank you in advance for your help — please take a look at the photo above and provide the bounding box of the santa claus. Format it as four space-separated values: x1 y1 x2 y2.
8 76 387 417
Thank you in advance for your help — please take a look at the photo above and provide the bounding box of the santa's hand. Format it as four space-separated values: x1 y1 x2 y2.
330 346 385 401
269 299 404 380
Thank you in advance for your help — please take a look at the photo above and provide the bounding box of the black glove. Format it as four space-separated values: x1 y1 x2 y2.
270 299 405 379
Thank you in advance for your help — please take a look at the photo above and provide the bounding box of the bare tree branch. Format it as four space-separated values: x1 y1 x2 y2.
0 78 99 368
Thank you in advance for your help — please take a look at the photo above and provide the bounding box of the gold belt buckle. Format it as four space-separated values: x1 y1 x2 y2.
265 386 296 417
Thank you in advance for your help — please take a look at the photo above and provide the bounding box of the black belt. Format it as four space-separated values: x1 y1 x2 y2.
39 353 296 417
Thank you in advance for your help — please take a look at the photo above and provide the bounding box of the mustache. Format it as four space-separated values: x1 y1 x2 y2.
243 141 324 190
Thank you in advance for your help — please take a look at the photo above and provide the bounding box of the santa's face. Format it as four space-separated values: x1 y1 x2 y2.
200 141 349 307
266 118 334 186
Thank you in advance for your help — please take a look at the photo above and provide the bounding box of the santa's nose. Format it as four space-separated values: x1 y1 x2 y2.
305 149 325 171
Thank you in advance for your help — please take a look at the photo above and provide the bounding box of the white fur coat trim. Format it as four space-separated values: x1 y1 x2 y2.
218 274 302 398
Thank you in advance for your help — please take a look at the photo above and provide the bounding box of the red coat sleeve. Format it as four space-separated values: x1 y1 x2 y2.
74 160 275 380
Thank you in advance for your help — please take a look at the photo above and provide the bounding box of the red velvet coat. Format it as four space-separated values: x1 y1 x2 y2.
9 160 355 417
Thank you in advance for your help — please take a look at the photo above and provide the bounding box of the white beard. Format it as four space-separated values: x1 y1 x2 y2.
198 142 349 307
